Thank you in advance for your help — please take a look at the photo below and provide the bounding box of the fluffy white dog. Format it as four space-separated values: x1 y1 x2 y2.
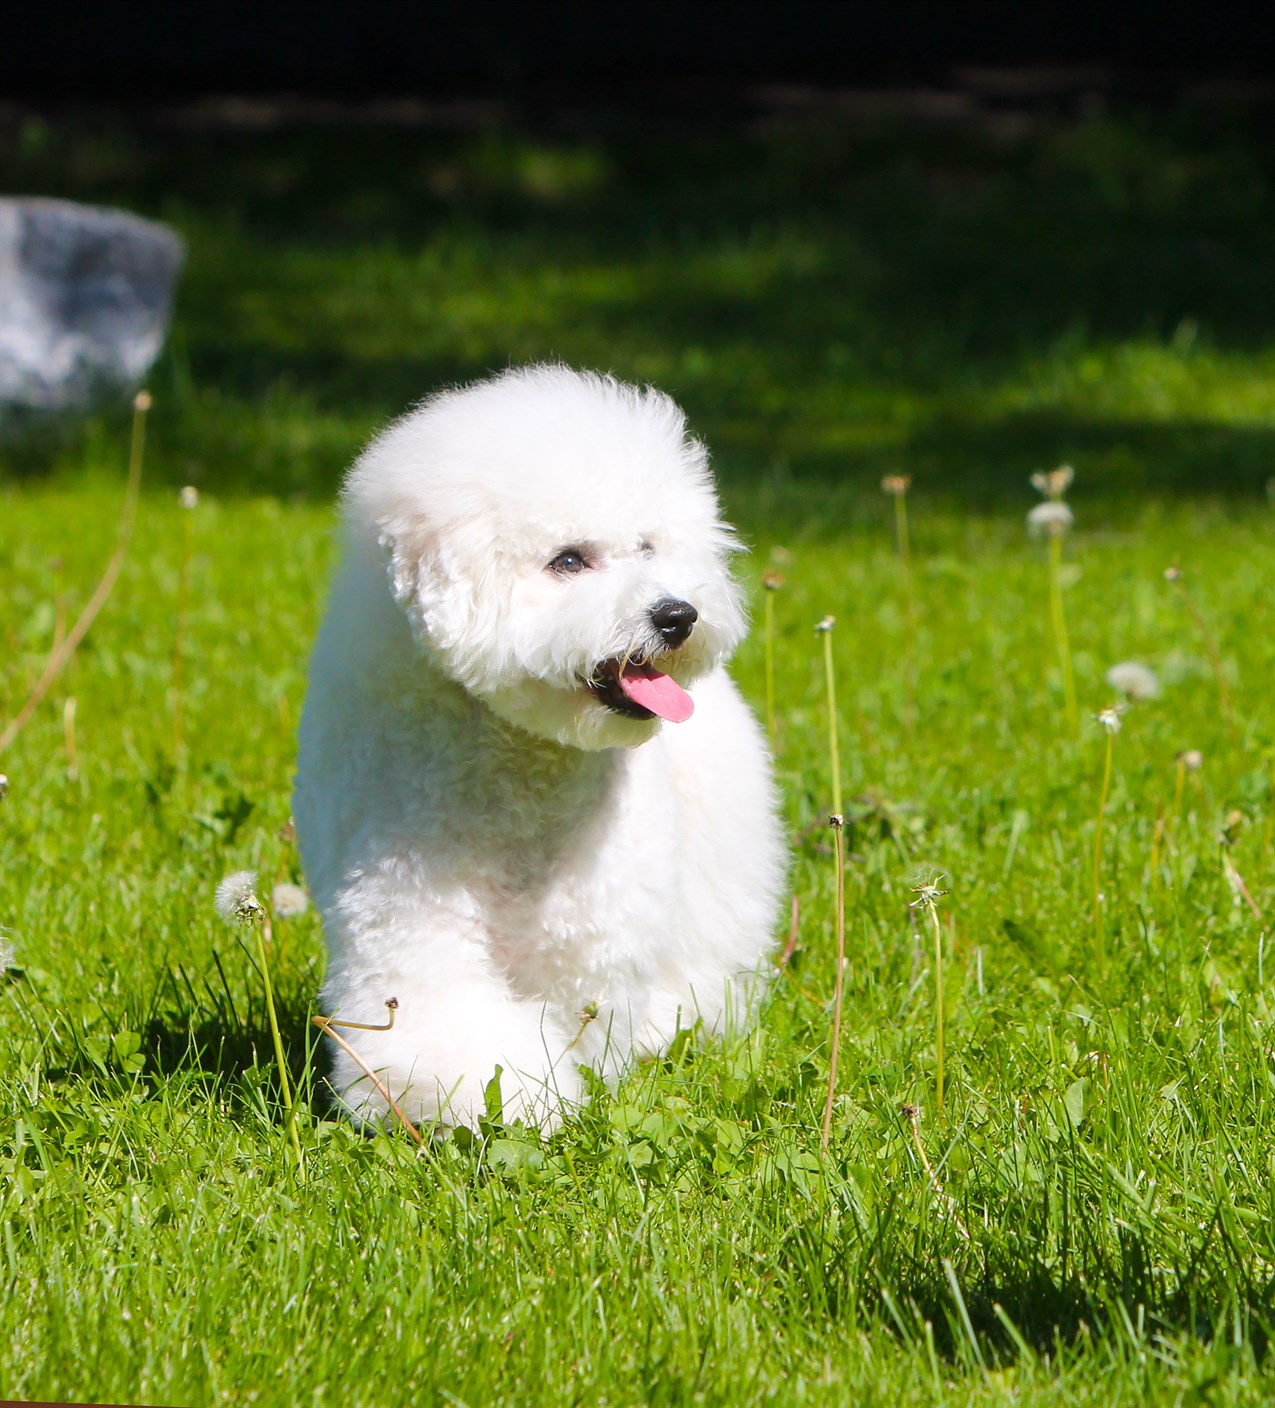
294 365 784 1131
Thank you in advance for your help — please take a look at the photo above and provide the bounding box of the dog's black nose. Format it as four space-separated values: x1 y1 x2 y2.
650 597 698 646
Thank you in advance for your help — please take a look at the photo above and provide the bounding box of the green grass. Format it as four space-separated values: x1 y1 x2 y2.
3 100 1275 1405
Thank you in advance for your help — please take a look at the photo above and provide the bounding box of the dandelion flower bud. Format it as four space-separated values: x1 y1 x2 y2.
1106 661 1160 701
1033 466 1074 499
1094 705 1125 734
1030 465 1074 500
214 870 264 926
909 873 949 912
1027 502 1074 537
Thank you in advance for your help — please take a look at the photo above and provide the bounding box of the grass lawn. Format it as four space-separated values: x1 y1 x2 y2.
3 96 1275 1405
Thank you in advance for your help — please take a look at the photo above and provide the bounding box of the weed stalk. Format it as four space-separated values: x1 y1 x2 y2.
820 814 847 1157
817 616 842 816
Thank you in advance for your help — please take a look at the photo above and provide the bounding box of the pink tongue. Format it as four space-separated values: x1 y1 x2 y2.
617 663 694 722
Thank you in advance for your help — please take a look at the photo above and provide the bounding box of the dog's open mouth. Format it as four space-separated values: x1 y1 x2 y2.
587 658 695 723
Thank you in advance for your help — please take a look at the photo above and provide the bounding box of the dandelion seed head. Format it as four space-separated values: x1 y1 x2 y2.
1031 465 1074 500
815 615 835 633
1106 661 1160 700
0 937 15 971
1027 502 1074 537
178 485 200 510
1094 705 1125 734
133 390 152 413
828 813 845 829
761 570 784 591
214 870 263 926
881 474 911 497
1177 748 1203 772
0 774 8 801
271 882 309 919
1164 566 1182 583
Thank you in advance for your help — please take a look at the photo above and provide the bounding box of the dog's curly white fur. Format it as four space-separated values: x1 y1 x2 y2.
294 365 784 1130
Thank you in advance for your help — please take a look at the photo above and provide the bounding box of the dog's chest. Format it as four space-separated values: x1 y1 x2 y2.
475 755 682 1004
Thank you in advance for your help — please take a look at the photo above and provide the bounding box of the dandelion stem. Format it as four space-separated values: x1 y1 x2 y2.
0 392 149 755
63 696 78 782
1148 805 1165 893
1093 727 1115 968
1167 570 1235 731
256 913 304 1176
894 490 918 730
764 589 776 749
821 624 842 817
894 492 913 621
1171 755 1186 844
905 1106 970 1240
172 504 195 754
820 816 847 1157
930 904 945 1114
1048 533 1079 738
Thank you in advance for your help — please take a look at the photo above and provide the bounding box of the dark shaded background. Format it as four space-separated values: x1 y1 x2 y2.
5 4 1275 507
7 3 1275 100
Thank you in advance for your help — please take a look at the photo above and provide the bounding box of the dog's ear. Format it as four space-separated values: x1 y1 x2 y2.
371 517 457 644
341 456 443 625
379 519 435 610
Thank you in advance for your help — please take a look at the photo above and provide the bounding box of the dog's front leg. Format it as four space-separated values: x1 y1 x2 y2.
320 919 581 1134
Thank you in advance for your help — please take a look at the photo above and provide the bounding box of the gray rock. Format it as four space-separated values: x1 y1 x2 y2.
0 197 183 420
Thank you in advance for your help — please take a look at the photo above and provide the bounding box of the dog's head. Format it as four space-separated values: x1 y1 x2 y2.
344 365 746 750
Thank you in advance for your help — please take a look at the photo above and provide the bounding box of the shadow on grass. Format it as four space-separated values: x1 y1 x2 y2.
782 1207 1274 1368
3 99 1275 503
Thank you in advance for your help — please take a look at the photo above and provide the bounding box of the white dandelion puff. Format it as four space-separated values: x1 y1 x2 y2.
214 870 264 925
1027 502 1074 537
0 937 15 971
271 882 309 919
1177 748 1203 772
1106 661 1160 700
815 615 835 633
178 485 200 510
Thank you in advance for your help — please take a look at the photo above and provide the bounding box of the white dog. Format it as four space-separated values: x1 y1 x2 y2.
294 365 784 1131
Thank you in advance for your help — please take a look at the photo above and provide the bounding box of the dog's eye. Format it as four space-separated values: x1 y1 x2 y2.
547 548 590 575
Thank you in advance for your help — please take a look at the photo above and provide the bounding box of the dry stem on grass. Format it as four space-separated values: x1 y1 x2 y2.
0 392 151 756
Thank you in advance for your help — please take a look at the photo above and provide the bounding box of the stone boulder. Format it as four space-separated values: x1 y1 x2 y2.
0 197 183 422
